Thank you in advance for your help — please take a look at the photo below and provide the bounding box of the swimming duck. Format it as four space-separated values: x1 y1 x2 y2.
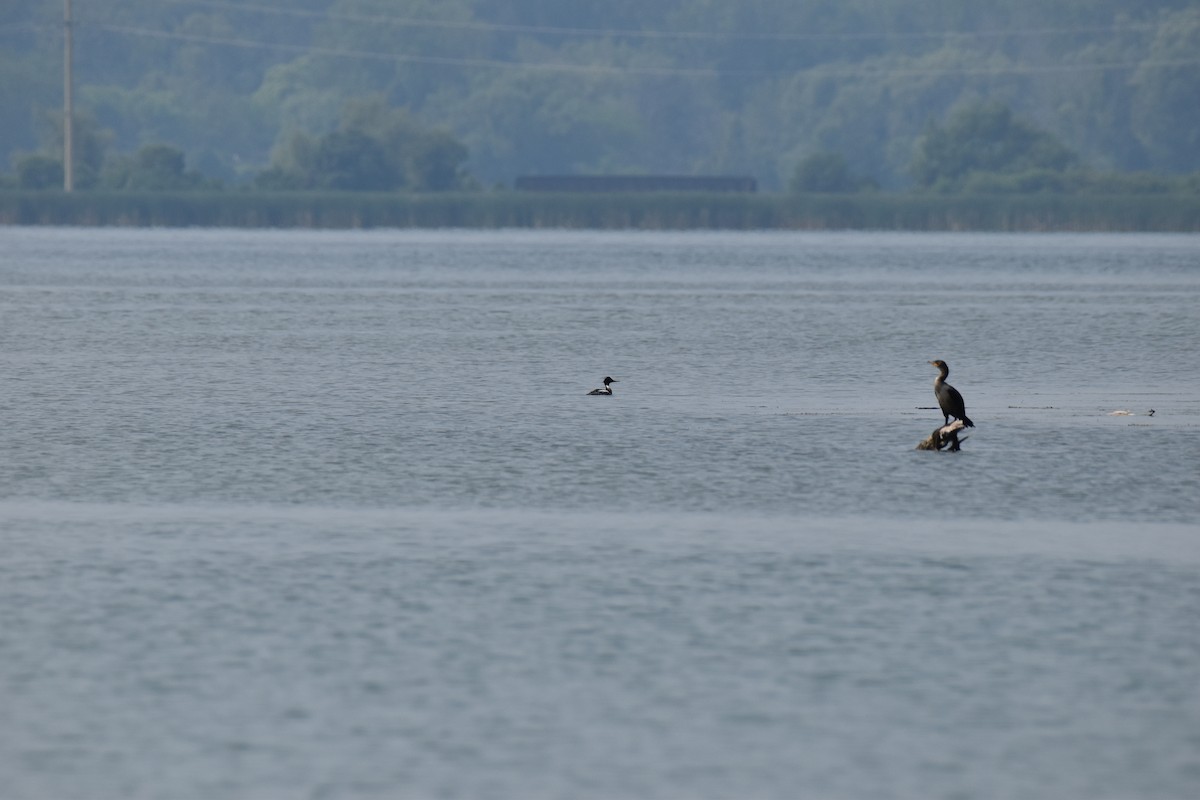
588 376 618 395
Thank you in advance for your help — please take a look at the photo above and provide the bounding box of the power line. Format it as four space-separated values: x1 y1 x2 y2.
158 0 1161 43
84 23 714 75
82 21 1200 79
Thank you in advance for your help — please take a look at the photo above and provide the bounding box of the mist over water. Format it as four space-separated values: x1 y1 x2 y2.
2 228 1198 799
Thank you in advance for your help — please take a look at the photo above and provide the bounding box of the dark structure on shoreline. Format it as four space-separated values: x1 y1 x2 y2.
515 175 757 193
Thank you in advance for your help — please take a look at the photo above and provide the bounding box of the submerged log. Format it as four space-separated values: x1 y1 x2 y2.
917 419 968 451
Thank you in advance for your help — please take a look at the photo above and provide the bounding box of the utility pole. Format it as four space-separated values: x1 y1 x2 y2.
63 0 74 192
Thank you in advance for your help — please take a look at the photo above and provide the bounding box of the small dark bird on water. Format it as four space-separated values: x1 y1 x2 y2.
588 376 618 395
929 360 974 427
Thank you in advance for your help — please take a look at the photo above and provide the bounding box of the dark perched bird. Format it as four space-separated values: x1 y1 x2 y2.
929 360 974 427
588 376 618 395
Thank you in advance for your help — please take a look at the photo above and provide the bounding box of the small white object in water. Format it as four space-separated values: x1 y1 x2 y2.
1108 410 1134 416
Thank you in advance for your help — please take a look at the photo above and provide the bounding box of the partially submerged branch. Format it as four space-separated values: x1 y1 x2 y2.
917 419 968 451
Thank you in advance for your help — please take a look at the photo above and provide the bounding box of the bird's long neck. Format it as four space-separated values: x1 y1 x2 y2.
934 365 949 386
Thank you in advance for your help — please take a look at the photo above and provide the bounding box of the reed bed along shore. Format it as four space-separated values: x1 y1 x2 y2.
2 191 1198 231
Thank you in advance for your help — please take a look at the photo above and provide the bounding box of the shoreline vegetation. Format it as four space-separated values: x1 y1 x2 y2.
2 190 1198 232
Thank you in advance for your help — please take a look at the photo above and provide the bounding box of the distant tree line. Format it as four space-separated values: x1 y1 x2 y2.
2 1 1198 192
3 98 1197 197
790 101 1200 195
253 98 472 192
2 97 473 193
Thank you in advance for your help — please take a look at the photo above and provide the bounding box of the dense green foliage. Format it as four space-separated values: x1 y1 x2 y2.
911 102 1079 191
14 155 63 190
102 143 219 190
2 1 1198 190
790 152 877 193
255 98 470 190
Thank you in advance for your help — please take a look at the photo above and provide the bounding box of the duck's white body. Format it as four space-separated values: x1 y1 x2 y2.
588 377 617 395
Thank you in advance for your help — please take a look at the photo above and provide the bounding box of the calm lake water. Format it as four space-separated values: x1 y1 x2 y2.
1 228 1198 799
